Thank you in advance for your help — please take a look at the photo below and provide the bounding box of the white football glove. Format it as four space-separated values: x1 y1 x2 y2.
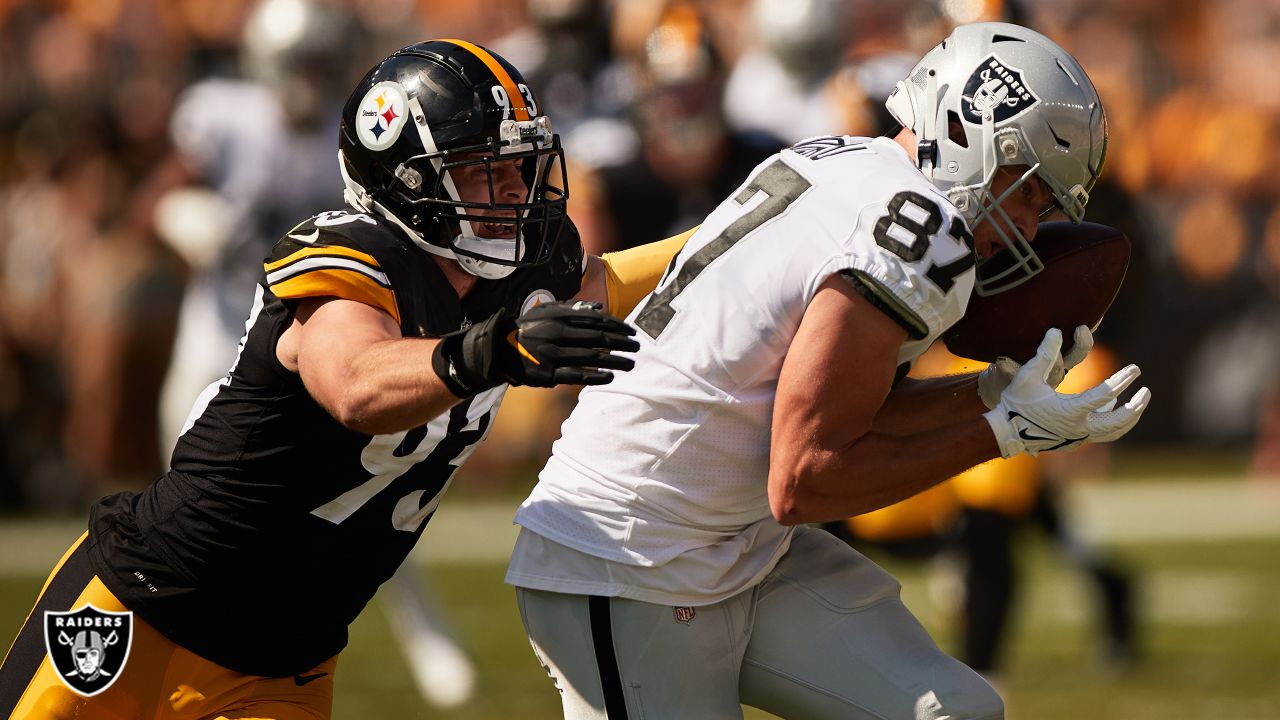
977 325 1095 410
984 329 1152 458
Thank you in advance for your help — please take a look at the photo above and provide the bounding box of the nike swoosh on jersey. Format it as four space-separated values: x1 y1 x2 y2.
294 672 328 686
288 229 320 244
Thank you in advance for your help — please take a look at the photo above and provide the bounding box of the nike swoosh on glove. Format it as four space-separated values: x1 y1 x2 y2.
984 328 1151 457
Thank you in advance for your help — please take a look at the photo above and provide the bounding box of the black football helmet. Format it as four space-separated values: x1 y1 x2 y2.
339 39 569 279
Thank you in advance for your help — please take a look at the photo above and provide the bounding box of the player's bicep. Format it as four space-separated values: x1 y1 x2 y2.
771 274 906 472
287 297 401 411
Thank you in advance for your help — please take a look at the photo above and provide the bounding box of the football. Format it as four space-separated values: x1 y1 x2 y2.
942 221 1131 363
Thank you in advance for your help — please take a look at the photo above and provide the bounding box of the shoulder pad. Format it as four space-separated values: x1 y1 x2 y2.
264 210 403 323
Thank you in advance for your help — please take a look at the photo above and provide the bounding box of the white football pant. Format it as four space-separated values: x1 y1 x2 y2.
516 525 1003 720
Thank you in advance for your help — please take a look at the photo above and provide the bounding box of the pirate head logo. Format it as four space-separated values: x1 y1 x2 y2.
44 605 132 696
960 55 1039 125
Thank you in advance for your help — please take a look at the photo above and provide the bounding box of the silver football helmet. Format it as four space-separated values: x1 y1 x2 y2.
242 0 357 128
885 22 1107 295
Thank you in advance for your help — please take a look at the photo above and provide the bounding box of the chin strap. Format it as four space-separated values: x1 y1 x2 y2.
336 152 518 281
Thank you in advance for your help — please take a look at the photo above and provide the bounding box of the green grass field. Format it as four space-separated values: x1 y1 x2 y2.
4 528 1278 719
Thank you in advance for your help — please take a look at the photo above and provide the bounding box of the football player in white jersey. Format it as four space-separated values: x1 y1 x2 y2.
506 23 1151 720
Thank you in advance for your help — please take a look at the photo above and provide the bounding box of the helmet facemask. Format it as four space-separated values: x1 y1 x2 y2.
947 123 1057 296
396 116 569 279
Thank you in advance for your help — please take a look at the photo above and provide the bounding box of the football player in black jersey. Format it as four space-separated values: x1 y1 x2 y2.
0 39 687 719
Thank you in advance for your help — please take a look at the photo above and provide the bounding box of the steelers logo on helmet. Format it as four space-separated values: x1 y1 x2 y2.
356 81 410 151
960 55 1040 125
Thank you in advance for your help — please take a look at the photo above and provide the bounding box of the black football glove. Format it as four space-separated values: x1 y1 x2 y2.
432 301 639 396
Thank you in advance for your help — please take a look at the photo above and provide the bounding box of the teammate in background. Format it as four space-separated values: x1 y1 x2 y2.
722 0 853 144
507 22 1150 719
0 40 683 719
155 0 369 454
571 2 785 255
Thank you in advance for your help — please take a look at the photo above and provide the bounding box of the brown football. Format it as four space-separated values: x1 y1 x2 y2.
942 221 1130 363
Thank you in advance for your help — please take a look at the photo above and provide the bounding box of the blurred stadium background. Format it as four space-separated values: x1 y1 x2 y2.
1 0 1278 718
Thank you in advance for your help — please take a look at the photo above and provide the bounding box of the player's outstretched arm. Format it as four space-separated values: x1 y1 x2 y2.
768 275 1004 525
576 227 695 315
279 297 638 436
278 297 460 435
432 300 639 396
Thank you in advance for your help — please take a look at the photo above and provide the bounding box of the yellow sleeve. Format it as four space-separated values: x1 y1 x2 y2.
599 226 696 318
265 244 400 324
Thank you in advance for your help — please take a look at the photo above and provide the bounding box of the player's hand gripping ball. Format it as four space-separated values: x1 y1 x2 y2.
944 221 1131 363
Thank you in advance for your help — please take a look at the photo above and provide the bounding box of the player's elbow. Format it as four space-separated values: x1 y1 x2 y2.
329 399 374 434
768 469 822 526
769 487 829 526
769 495 809 526
327 384 386 435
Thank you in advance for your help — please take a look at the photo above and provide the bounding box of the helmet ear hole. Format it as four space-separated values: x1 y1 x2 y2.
946 111 968 148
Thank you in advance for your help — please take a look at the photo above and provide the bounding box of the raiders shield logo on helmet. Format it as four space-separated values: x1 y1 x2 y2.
960 55 1039 125
44 605 133 697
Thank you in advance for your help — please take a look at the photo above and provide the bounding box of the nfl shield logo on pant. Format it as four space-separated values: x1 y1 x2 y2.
674 606 696 624
44 605 133 697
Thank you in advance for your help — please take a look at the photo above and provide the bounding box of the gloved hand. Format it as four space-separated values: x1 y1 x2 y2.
977 325 1095 409
984 328 1151 458
432 301 640 396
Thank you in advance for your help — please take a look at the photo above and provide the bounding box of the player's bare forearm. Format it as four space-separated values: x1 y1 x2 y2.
314 336 462 435
769 275 1000 526
284 297 462 435
872 374 988 435
768 415 1001 524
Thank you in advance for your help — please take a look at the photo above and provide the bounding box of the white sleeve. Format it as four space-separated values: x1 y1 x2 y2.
837 186 975 343
169 80 280 184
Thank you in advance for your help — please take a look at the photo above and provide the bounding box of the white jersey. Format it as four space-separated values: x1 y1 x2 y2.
509 136 975 604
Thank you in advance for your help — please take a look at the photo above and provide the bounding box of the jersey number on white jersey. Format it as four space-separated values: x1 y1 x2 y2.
636 159 812 339
874 191 975 293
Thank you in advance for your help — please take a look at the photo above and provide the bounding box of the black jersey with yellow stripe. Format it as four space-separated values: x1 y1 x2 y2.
85 208 584 677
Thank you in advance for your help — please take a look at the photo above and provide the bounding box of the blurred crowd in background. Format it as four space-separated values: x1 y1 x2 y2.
1 0 1279 513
